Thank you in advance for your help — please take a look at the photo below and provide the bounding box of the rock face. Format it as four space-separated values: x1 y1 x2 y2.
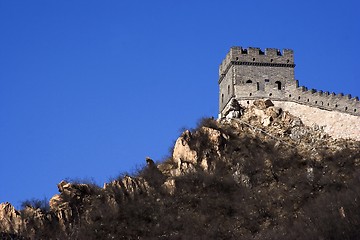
1 99 360 239
223 99 243 119
161 125 229 177
0 202 50 239
172 130 198 165
0 203 22 234
1 175 153 238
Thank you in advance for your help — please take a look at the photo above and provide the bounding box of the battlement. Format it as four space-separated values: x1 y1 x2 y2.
218 46 360 117
287 86 359 115
223 83 360 116
219 47 295 77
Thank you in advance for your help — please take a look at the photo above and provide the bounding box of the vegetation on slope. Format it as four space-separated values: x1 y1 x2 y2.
2 109 360 239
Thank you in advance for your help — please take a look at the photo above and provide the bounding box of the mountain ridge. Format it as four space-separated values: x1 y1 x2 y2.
1 99 360 239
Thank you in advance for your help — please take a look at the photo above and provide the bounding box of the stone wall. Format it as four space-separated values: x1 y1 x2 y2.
218 46 296 112
238 99 360 141
218 46 360 117
230 86 360 116
219 47 294 77
219 65 234 111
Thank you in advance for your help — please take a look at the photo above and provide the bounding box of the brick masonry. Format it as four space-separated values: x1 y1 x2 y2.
219 46 360 140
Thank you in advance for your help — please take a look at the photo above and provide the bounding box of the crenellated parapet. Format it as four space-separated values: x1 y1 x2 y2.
290 86 359 115
219 47 295 84
218 46 359 117
231 83 359 116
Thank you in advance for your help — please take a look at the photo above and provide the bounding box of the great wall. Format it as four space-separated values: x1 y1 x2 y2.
218 46 360 140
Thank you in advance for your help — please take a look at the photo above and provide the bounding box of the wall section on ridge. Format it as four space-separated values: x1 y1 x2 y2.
238 99 360 141
219 46 360 117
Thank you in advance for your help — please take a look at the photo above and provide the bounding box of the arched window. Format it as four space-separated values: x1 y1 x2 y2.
221 94 224 103
246 80 252 84
275 81 282 90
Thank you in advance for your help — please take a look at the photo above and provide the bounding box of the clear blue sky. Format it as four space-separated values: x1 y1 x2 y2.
1 1 359 208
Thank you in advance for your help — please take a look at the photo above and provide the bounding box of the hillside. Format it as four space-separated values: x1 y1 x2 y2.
1 100 360 240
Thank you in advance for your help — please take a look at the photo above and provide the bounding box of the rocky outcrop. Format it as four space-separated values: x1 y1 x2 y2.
0 203 51 239
159 125 229 178
172 130 198 166
0 203 22 234
242 99 283 127
224 99 243 119
103 175 151 200
253 99 274 109
0 174 153 238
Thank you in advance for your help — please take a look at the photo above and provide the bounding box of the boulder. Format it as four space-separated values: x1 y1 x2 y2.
223 99 244 119
253 99 274 110
172 130 198 165
265 106 281 118
200 127 225 147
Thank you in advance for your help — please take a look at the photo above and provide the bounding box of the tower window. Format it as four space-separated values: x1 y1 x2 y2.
221 94 224 103
275 81 282 90
227 85 230 94
265 79 270 83
246 80 252 84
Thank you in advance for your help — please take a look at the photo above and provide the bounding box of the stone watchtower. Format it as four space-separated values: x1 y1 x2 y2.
218 46 359 117
218 47 296 116
218 46 360 140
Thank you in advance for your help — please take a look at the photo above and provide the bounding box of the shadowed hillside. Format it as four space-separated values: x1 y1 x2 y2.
1 100 360 240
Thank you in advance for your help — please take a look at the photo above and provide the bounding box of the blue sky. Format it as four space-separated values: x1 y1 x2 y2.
1 1 359 208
